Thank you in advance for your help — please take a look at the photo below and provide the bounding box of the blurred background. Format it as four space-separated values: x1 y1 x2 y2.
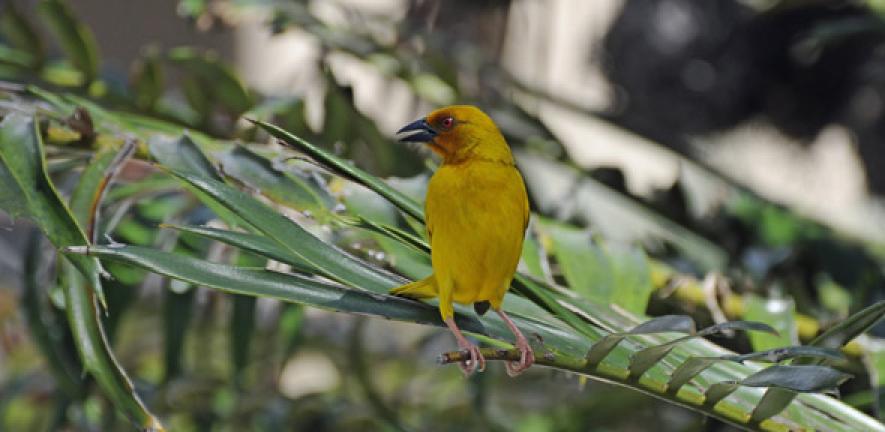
1 0 884 430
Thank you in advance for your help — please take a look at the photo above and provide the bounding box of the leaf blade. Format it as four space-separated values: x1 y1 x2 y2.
809 301 885 351
0 114 162 429
37 0 100 83
0 113 105 305
167 169 401 293
249 119 425 220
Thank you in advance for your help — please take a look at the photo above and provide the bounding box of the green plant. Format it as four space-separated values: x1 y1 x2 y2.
1 1 884 431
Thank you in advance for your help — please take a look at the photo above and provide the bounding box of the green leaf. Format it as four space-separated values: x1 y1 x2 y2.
0 153 28 219
0 3 45 68
519 229 546 279
743 295 797 351
586 315 695 368
374 234 433 280
816 275 852 316
149 133 221 181
583 334 625 368
809 301 885 351
40 61 86 87
339 178 402 224
704 381 740 407
69 244 591 359
339 215 430 254
863 342 885 417
162 251 195 382
630 342 683 379
0 45 36 70
245 96 313 140
167 169 403 293
60 261 164 430
73 243 484 330
135 193 191 224
148 134 248 228
320 76 352 146
512 275 606 342
0 114 161 429
622 318 777 379
630 315 697 335
131 48 164 111
38 0 100 83
740 365 852 392
230 293 256 385
667 345 838 396
164 224 315 274
68 148 119 230
161 214 206 384
0 114 105 305
751 388 797 424
696 321 779 337
181 75 211 123
537 219 652 314
104 173 182 203
722 346 845 364
667 357 720 394
21 232 85 400
337 180 429 256
69 142 136 242
101 278 137 343
230 246 264 385
629 321 776 379
538 219 612 303
217 145 325 213
168 46 253 116
249 119 425 221
278 304 305 357
607 244 653 314
64 227 878 430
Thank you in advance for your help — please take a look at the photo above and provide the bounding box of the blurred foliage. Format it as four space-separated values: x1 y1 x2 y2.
0 0 883 431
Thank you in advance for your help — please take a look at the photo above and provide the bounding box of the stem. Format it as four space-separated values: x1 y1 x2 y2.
439 348 759 432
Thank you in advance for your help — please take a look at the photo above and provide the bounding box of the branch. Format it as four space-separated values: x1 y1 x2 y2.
436 347 764 431
438 348 586 371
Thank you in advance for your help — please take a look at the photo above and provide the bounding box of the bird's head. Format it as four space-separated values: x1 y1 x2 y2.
396 105 514 164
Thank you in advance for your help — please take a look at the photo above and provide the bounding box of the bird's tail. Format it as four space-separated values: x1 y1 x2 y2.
390 276 437 299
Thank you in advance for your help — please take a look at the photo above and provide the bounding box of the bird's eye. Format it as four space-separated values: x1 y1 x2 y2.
440 116 454 130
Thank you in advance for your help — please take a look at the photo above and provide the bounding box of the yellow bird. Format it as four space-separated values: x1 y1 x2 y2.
392 105 533 376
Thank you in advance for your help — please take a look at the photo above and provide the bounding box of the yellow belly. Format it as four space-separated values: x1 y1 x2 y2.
426 160 528 316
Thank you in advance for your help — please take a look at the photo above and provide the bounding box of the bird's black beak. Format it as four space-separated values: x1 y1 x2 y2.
396 118 437 143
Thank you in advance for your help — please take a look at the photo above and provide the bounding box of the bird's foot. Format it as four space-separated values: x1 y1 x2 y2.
456 340 486 376
505 336 535 377
444 316 485 376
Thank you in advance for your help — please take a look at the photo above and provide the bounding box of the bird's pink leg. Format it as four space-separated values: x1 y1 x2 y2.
496 310 535 376
444 317 485 375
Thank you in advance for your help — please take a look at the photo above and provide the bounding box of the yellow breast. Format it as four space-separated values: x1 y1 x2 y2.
426 159 529 308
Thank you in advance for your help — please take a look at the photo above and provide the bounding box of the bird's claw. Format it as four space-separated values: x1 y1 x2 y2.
505 338 535 377
457 342 486 376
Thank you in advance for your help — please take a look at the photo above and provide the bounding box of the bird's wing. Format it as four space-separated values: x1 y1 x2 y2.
522 182 530 231
518 168 530 231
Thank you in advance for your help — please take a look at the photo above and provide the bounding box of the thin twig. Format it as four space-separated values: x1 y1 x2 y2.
702 273 734 338
438 347 564 367
87 139 137 243
439 348 521 364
